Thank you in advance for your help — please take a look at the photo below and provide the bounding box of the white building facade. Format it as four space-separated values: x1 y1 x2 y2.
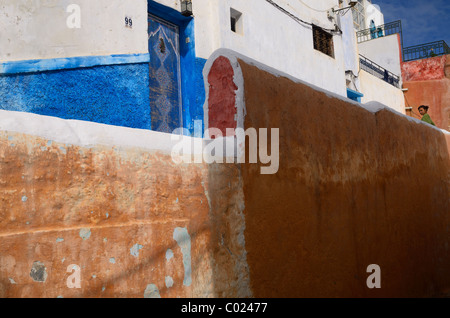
0 0 405 134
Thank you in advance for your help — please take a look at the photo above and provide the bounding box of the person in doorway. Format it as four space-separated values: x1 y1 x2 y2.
418 105 436 126
370 20 377 39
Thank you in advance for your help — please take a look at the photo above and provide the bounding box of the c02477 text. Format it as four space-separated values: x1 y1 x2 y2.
181 302 268 315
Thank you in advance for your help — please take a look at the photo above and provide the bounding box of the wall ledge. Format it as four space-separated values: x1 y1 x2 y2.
0 53 150 75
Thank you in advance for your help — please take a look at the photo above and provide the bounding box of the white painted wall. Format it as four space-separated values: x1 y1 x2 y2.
0 0 148 62
193 0 347 97
156 0 181 11
341 3 358 71
358 34 402 77
1 0 351 97
364 2 384 29
360 70 405 114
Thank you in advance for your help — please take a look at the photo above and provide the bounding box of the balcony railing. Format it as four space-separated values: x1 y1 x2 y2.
359 55 400 88
402 40 450 62
357 20 450 63
356 20 403 47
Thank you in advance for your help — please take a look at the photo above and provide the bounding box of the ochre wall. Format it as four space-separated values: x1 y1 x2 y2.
0 129 250 298
402 55 450 130
233 57 450 297
2 51 450 298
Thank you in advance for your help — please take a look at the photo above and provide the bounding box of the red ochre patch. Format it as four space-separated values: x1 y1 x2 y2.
207 56 238 137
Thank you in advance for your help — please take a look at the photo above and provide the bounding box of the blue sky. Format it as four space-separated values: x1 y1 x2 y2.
372 0 450 48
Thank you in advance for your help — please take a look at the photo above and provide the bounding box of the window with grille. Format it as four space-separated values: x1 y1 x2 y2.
312 25 334 58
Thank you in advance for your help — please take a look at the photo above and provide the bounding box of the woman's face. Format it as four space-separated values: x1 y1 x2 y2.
419 108 427 116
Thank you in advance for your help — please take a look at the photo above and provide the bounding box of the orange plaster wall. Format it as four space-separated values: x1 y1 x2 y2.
403 78 450 131
0 130 250 298
236 58 450 298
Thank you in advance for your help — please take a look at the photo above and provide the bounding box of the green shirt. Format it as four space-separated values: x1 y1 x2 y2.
421 113 436 126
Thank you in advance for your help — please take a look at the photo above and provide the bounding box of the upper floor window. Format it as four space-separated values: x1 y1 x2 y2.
312 25 334 58
230 8 243 34
352 0 366 31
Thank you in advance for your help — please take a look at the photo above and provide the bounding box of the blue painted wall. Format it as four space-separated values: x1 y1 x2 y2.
0 63 152 130
0 1 207 135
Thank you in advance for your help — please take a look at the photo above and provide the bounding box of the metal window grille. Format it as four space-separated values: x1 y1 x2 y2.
313 25 334 58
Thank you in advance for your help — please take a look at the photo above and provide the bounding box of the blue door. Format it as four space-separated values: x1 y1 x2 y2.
148 14 182 133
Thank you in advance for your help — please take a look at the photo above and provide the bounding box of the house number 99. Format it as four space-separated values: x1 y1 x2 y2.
125 17 133 28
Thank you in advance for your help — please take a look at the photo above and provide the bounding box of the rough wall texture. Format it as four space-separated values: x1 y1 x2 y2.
207 56 238 136
235 58 450 298
0 64 152 130
1 50 450 298
0 128 250 298
402 55 450 131
401 55 448 82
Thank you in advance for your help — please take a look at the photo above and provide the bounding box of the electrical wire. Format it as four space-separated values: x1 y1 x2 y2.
404 94 421 117
298 0 333 12
265 0 342 35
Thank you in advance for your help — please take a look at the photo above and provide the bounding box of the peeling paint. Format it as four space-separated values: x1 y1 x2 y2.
144 284 161 298
21 196 27 202
109 258 116 264
165 276 174 288
56 238 64 243
130 244 143 258
79 228 91 240
9 278 17 284
173 227 192 287
166 249 174 261
30 261 47 282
